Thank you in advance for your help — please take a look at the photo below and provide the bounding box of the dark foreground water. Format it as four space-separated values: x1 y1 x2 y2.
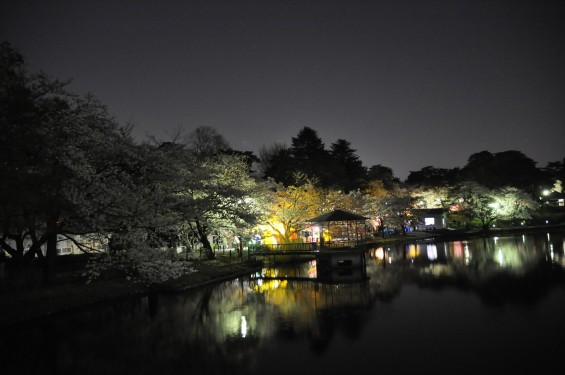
2 230 565 375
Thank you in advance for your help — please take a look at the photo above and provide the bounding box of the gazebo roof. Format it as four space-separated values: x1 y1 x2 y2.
307 209 369 223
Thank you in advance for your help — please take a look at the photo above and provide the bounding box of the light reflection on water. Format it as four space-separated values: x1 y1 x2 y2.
2 231 565 374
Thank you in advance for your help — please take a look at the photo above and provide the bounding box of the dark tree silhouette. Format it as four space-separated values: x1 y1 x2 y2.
461 150 543 193
329 139 367 192
290 127 333 187
543 159 565 188
258 142 296 186
406 166 460 187
0 42 185 282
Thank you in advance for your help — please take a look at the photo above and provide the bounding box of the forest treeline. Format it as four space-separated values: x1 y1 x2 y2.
1 41 564 285
259 126 563 194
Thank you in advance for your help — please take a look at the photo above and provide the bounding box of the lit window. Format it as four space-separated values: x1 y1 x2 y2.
425 218 435 226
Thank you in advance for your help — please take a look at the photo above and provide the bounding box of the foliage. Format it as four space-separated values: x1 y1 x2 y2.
363 180 389 199
173 148 264 258
447 182 539 232
261 178 322 244
0 41 157 261
290 127 335 187
406 166 460 187
260 127 378 190
329 139 367 192
461 150 544 193
84 230 194 285
490 186 540 222
406 151 550 196
380 185 418 234
366 164 398 188
258 142 296 186
361 182 416 235
318 188 365 214
2 39 561 289
410 186 450 209
291 126 326 160
0 42 191 283
185 126 230 157
448 183 498 231
543 159 565 191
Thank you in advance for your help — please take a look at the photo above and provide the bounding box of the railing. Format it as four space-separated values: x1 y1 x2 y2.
249 240 366 254
253 243 317 252
320 240 366 250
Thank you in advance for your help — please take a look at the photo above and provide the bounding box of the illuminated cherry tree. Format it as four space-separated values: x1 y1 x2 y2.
447 183 538 232
261 178 322 245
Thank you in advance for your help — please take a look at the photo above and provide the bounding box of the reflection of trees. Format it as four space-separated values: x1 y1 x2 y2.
364 232 565 307
310 305 367 355
475 260 565 306
3 233 565 374
243 263 377 354
194 287 212 323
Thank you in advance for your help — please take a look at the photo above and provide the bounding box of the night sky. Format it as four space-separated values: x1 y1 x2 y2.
2 0 564 179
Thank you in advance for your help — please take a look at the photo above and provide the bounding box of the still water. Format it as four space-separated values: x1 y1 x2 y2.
3 231 565 374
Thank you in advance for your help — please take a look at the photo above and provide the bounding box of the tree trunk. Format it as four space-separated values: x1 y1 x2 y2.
399 220 406 236
43 215 59 284
195 220 214 259
380 218 385 238
481 224 490 235
1 238 23 262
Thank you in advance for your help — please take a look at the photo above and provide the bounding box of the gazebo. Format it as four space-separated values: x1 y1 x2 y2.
307 209 369 248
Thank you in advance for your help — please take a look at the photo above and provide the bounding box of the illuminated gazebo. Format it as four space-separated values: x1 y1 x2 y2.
307 209 369 248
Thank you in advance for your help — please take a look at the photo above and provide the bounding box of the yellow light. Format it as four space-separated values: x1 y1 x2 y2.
408 244 418 258
375 247 384 260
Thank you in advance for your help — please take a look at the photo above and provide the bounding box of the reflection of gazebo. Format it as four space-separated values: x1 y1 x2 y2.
307 209 369 248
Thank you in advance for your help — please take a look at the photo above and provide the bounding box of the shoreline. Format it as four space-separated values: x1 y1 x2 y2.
1 224 564 328
367 223 565 246
0 258 264 328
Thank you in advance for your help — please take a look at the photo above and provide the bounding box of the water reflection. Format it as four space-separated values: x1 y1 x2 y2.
2 231 565 374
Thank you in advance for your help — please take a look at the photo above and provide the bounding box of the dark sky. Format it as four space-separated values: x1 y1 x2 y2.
2 0 564 179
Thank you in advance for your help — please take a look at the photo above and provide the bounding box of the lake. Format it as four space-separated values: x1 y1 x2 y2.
2 230 565 374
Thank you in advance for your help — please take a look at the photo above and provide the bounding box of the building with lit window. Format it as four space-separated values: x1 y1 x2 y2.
411 208 447 230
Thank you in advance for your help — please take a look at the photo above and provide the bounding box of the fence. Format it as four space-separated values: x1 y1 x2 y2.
249 240 366 254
